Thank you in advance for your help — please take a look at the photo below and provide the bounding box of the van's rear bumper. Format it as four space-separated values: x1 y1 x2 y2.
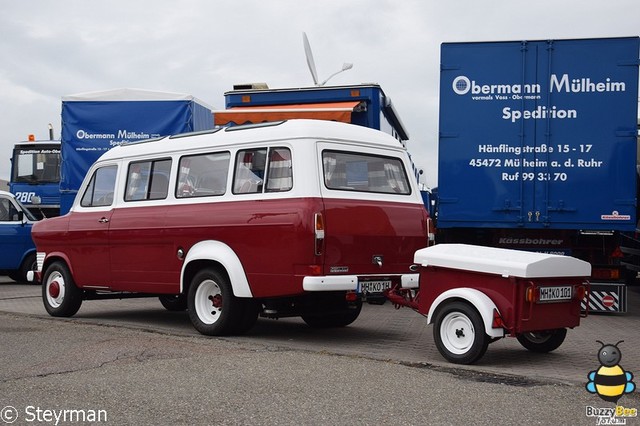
303 273 419 291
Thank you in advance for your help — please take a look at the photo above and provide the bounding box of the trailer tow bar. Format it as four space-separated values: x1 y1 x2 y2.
384 284 420 311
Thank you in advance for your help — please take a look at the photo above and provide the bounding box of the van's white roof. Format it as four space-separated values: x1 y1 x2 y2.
414 244 591 278
97 120 406 162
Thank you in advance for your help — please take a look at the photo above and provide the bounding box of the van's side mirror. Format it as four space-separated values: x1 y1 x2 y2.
17 211 24 226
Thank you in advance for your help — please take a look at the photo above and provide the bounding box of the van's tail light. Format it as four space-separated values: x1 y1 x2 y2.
314 213 324 256
491 308 504 329
426 217 435 246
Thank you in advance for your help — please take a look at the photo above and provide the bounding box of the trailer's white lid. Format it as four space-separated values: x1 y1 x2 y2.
414 244 591 278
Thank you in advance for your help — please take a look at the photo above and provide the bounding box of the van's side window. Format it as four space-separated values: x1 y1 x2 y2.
233 147 292 194
81 165 118 207
177 152 230 198
125 159 172 202
233 149 267 194
323 151 411 195
265 148 292 192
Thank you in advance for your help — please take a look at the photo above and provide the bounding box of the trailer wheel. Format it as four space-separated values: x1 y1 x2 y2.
187 268 243 336
433 301 489 365
159 294 188 311
42 261 83 317
516 329 567 353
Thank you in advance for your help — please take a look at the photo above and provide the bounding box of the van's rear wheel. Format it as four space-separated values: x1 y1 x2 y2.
433 301 489 364
517 329 567 353
301 298 363 328
188 268 243 336
42 261 83 317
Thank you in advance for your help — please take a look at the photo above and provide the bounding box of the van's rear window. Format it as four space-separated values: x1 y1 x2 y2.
322 151 411 195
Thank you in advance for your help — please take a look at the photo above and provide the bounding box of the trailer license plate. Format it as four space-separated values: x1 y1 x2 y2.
538 286 572 302
358 280 392 294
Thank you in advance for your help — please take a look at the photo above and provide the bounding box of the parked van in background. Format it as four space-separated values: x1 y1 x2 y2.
0 190 38 282
30 120 432 335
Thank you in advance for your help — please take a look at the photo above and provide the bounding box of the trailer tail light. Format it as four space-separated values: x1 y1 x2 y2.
525 286 538 303
314 213 324 256
575 284 586 301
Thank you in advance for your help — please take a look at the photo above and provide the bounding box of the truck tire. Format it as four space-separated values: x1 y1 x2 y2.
516 329 567 353
159 294 188 311
42 261 83 317
187 268 244 336
433 301 489 364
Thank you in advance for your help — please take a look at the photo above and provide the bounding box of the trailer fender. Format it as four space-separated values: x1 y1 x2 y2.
181 240 252 298
427 288 504 338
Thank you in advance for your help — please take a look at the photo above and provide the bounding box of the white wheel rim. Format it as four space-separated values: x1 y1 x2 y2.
440 311 476 355
195 279 223 325
45 271 66 308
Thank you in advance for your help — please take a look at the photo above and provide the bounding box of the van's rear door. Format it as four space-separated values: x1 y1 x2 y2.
317 144 428 279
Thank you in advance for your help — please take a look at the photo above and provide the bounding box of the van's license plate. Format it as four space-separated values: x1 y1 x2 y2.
538 286 572 303
358 280 392 294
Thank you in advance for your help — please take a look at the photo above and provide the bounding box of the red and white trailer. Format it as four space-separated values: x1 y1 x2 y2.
385 244 591 364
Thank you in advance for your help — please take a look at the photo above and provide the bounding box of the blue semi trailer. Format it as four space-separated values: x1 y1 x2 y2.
436 36 640 312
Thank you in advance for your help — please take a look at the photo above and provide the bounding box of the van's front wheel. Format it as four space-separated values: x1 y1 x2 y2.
188 268 243 336
42 261 83 317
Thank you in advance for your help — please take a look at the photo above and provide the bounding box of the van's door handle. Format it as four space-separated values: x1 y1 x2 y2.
98 217 110 223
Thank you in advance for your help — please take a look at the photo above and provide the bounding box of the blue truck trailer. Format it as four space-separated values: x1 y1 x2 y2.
59 88 215 214
436 36 640 312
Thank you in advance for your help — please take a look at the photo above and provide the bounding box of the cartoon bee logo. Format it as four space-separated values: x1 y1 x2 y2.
586 340 636 403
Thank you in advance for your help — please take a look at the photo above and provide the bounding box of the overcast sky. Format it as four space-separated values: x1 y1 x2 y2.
1 0 639 187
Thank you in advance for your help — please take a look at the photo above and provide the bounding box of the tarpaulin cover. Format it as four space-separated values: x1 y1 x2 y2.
214 101 361 126
60 89 214 195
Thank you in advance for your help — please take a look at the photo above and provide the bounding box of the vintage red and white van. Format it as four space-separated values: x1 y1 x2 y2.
30 120 432 335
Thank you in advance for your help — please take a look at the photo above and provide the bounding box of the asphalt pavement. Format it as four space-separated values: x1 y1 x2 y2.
1 276 640 425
